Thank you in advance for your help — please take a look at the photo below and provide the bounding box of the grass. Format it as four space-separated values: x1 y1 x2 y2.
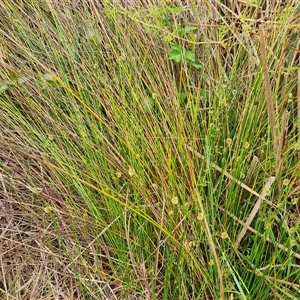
0 0 300 299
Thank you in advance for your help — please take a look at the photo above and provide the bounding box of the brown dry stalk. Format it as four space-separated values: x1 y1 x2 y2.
240 155 259 200
234 176 276 250
275 110 289 176
196 191 224 300
298 69 300 162
218 205 300 260
255 273 300 289
245 156 259 186
187 145 276 208
259 25 277 151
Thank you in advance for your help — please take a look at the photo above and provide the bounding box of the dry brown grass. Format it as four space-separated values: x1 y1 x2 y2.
0 137 132 299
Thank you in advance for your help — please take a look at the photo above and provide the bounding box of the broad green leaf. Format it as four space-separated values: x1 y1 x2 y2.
43 73 55 82
170 44 182 52
190 60 203 69
167 5 188 14
176 27 185 36
185 51 195 62
160 13 170 26
0 83 12 93
177 26 198 36
9 71 19 81
183 26 198 34
169 49 182 62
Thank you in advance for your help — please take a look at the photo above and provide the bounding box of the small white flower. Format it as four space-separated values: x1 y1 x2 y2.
226 138 232 145
283 179 290 186
171 197 178 205
128 167 135 177
197 213 204 221
221 231 229 239
44 206 53 213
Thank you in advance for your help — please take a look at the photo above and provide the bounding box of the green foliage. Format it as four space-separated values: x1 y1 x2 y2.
0 71 29 93
176 25 198 36
156 5 202 70
166 5 188 15
168 44 202 69
0 81 12 93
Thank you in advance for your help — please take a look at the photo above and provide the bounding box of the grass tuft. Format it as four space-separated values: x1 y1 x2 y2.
1 1 300 299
